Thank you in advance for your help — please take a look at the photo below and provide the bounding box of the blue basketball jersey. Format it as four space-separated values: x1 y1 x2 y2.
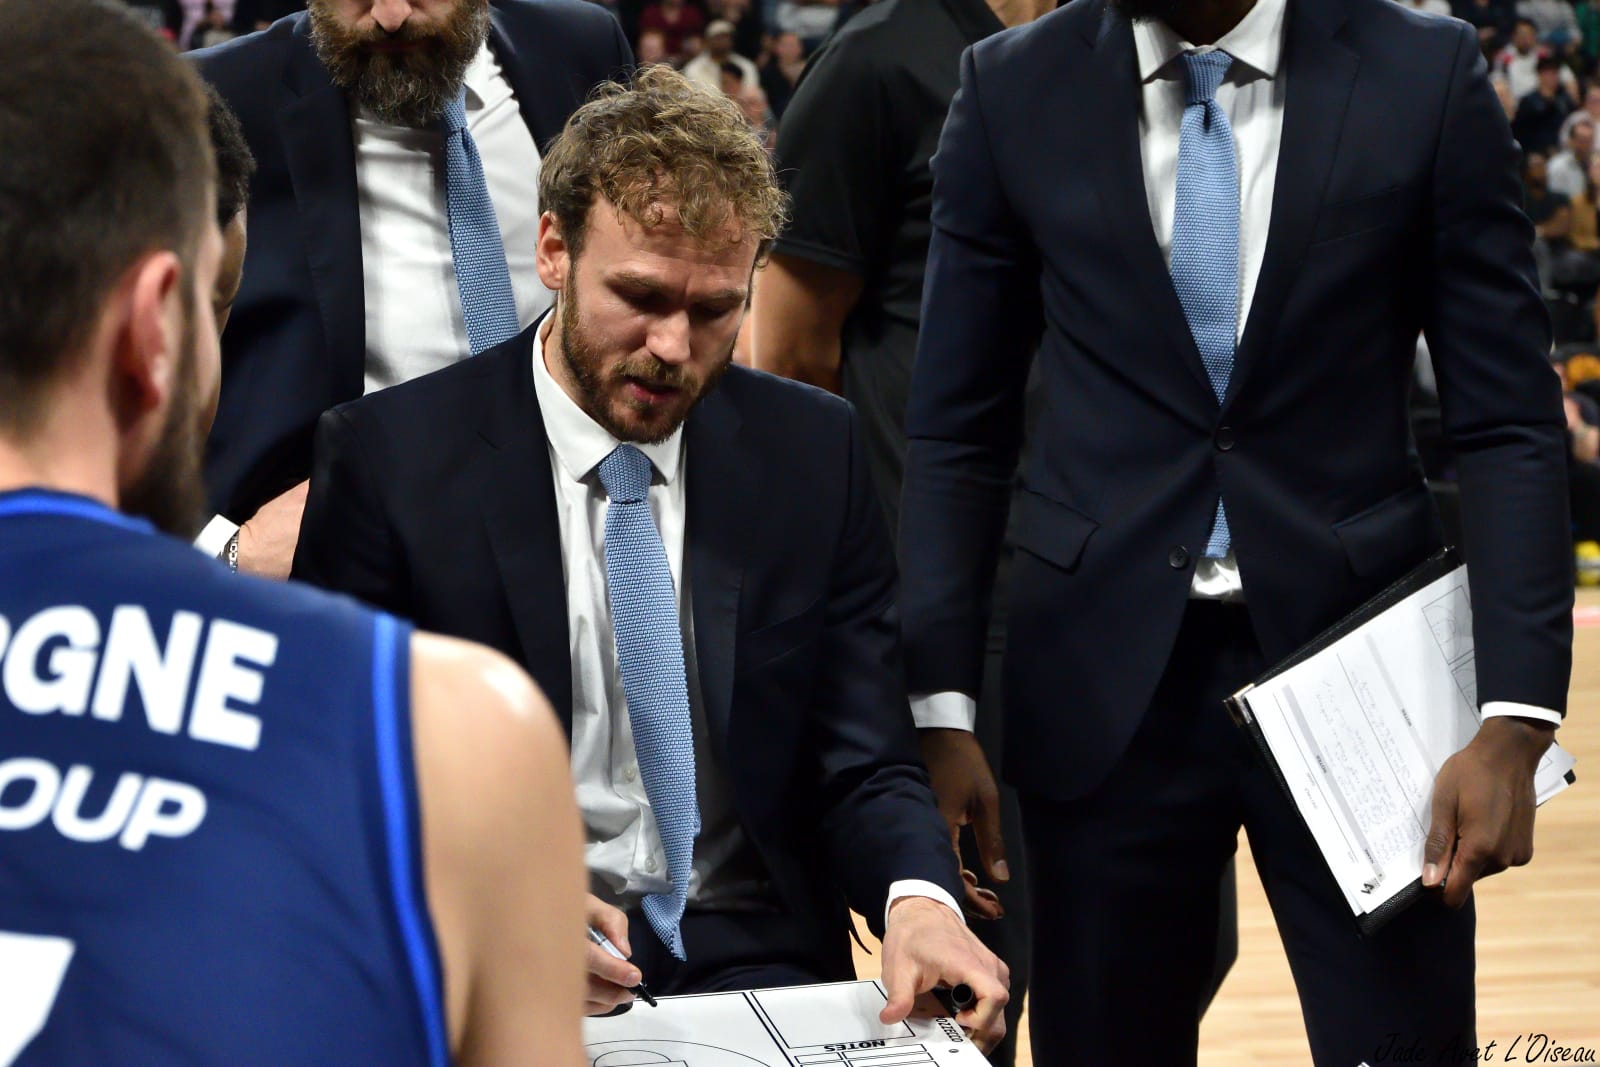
0 489 447 1067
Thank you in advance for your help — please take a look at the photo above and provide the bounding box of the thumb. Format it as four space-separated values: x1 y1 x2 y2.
879 956 923 1026
973 787 1010 884
1423 769 1461 888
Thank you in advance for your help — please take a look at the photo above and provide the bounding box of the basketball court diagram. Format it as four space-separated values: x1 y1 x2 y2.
583 980 979 1067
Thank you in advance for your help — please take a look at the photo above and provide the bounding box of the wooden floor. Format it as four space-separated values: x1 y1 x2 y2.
854 590 1600 1063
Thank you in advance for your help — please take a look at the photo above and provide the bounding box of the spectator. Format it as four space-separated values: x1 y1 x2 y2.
1497 17 1578 98
1495 74 1519 119
190 0 237 49
1513 55 1577 154
760 31 806 119
637 27 672 64
178 0 233 48
708 0 765 60
1550 113 1596 196
737 83 775 149
1579 0 1600 71
1458 0 1514 53
229 0 305 35
1397 0 1452 17
123 0 185 41
684 19 758 88
1554 351 1600 552
774 0 840 51
1518 0 1582 49
639 0 706 60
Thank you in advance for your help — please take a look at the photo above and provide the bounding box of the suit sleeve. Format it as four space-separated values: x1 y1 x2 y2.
291 407 414 618
897 45 1042 700
814 406 964 934
1425 24 1573 714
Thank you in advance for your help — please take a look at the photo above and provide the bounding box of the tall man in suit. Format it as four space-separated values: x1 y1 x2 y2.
191 0 632 578
899 0 1574 1061
292 68 1011 1050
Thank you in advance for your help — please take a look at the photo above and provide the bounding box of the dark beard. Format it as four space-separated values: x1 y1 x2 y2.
556 276 728 445
1110 0 1186 23
308 0 490 128
122 306 208 540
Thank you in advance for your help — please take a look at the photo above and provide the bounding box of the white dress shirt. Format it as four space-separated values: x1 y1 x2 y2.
910 0 1560 730
531 316 963 923
357 43 552 394
195 44 551 555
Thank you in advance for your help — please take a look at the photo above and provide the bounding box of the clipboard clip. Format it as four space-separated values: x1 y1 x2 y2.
1224 685 1255 726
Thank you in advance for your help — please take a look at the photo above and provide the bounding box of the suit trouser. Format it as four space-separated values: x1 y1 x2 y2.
624 907 833 996
1020 600 1476 1067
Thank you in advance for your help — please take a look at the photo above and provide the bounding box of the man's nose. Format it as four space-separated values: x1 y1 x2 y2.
647 312 692 365
370 0 414 34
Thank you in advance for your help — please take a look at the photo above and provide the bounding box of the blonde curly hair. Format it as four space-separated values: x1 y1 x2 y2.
538 64 788 262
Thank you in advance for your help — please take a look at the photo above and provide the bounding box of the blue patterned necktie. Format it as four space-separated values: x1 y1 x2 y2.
441 90 520 355
597 444 699 960
1169 50 1238 559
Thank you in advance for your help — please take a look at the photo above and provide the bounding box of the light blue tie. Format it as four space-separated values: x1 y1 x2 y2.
1170 50 1238 559
598 444 699 960
442 91 520 355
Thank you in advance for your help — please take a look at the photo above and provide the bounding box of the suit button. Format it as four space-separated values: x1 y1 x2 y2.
1169 546 1191 569
1215 426 1235 452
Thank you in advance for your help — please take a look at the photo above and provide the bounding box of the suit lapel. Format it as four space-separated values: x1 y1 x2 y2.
685 389 755 760
279 20 366 402
489 9 583 152
477 337 575 727
1226 0 1358 407
1083 4 1219 404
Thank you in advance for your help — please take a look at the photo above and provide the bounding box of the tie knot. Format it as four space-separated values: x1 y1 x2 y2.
440 90 468 135
1181 50 1233 106
598 444 653 504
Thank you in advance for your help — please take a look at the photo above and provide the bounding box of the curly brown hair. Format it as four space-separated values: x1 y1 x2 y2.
538 64 788 263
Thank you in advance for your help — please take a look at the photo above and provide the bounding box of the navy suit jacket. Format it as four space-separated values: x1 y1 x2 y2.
899 0 1574 802
194 1 632 521
290 330 963 971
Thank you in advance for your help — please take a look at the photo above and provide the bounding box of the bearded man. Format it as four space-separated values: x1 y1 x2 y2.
191 0 632 581
895 0 1574 1060
291 68 1014 1053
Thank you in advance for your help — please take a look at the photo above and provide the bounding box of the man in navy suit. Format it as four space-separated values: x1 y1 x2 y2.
191 0 632 578
898 0 1574 1061
291 69 1012 1050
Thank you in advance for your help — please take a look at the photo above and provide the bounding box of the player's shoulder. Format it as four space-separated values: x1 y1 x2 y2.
717 363 854 429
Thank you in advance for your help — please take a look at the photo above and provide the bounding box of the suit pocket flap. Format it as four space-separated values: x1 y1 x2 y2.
737 595 825 666
1311 186 1411 244
1014 488 1100 573
1332 484 1439 578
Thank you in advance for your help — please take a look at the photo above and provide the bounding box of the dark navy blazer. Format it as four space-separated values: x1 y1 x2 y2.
898 0 1574 801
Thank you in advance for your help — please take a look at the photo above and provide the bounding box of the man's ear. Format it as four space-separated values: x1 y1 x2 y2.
536 211 570 292
111 250 185 428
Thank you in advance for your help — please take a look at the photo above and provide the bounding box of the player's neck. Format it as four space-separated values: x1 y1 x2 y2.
0 410 121 509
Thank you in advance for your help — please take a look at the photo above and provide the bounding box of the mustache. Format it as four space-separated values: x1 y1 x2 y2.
615 356 693 390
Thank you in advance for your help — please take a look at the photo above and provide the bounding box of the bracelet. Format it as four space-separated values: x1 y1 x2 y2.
224 531 239 573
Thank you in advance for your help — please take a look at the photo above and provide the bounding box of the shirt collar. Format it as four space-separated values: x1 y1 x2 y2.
1133 0 1287 85
530 311 686 488
462 41 495 111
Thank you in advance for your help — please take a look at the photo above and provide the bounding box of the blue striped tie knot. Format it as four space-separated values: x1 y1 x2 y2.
598 444 652 504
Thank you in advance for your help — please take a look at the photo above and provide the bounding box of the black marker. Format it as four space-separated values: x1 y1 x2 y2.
931 983 974 1016
586 926 658 1007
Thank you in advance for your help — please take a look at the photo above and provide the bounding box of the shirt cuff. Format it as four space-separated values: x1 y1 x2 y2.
884 879 966 930
194 514 239 558
1480 701 1562 727
909 691 977 732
